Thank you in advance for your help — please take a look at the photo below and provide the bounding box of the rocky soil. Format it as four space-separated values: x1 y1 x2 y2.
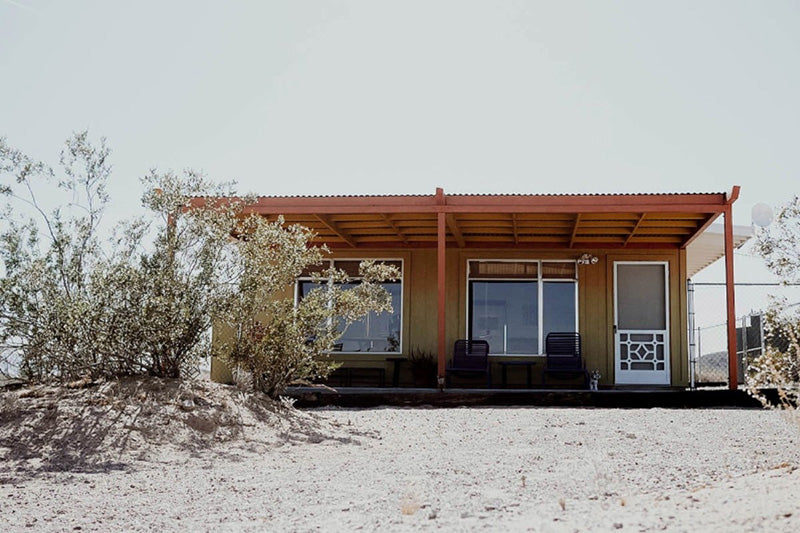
1 379 799 531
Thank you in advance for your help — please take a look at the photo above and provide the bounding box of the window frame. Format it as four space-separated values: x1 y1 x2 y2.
466 259 579 356
295 258 404 355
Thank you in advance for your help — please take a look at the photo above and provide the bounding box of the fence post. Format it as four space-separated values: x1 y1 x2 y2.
688 279 696 390
696 325 702 386
741 314 749 385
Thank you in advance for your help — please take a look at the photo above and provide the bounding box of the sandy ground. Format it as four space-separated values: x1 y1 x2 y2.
1 380 800 532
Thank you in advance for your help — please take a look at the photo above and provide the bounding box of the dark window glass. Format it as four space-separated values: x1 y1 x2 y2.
299 281 325 298
299 280 401 353
297 260 403 353
543 281 577 340
337 281 401 352
469 281 538 354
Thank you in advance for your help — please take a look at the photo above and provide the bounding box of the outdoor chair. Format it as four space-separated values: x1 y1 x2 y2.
542 332 589 388
445 339 491 387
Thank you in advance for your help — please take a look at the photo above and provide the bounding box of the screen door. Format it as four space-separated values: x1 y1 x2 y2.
613 262 670 385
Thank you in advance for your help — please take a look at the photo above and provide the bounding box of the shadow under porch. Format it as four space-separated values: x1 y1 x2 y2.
285 385 762 408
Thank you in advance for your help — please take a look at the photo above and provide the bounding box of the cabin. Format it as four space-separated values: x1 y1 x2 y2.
208 187 749 390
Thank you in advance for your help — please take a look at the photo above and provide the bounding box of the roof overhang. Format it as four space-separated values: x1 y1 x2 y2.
191 187 740 251
686 223 752 278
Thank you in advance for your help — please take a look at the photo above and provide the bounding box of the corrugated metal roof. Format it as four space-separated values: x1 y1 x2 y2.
239 191 725 199
191 189 738 253
250 193 432 199
447 192 724 197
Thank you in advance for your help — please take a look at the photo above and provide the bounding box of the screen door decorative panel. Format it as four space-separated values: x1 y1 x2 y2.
614 262 670 385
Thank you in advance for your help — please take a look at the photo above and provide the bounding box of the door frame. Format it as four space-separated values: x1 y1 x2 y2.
613 261 671 385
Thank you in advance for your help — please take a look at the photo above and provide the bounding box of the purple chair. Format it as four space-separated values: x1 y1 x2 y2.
446 340 491 387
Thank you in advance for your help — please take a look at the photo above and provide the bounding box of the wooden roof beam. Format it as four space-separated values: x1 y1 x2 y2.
381 214 409 245
623 213 646 246
511 213 519 245
315 215 357 247
445 214 466 248
681 212 722 248
681 186 738 249
726 185 741 204
569 213 582 248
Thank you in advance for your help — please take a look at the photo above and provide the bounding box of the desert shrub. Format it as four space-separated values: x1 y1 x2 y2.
749 196 800 418
1 132 397 395
0 133 237 381
747 302 800 411
755 195 800 282
1 132 112 381
217 214 399 397
87 170 241 378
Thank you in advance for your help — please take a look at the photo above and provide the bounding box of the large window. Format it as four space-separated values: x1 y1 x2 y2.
468 260 577 355
297 259 402 353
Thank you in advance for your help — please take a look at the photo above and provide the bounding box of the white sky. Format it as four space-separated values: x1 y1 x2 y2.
2 0 800 313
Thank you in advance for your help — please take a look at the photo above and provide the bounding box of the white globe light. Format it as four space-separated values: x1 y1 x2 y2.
751 203 774 228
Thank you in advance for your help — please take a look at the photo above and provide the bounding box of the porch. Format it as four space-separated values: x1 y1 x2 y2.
318 355 590 389
207 186 747 391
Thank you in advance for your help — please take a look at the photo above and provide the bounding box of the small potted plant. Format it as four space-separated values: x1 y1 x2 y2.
408 348 437 387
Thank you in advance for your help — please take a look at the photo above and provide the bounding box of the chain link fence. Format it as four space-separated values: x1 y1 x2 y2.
693 313 765 385
691 282 800 386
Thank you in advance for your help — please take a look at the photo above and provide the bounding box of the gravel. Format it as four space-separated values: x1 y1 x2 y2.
2 383 799 532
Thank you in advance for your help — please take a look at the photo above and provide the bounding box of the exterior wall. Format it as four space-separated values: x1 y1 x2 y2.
210 322 235 384
210 246 690 387
449 248 687 387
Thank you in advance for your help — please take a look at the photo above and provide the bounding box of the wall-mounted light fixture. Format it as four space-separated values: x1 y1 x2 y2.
578 253 599 265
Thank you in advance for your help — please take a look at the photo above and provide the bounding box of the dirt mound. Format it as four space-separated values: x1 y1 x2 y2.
0 378 362 474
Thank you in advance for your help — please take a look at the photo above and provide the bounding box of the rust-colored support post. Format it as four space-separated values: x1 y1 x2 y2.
724 200 738 390
436 188 447 385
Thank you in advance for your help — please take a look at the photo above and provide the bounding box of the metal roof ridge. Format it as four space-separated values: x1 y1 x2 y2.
216 191 727 199
446 191 725 197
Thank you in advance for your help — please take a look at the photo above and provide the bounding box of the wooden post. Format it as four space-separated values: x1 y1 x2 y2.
436 188 447 385
724 204 738 390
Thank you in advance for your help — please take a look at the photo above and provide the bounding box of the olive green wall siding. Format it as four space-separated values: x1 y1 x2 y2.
210 322 235 384
210 247 690 387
